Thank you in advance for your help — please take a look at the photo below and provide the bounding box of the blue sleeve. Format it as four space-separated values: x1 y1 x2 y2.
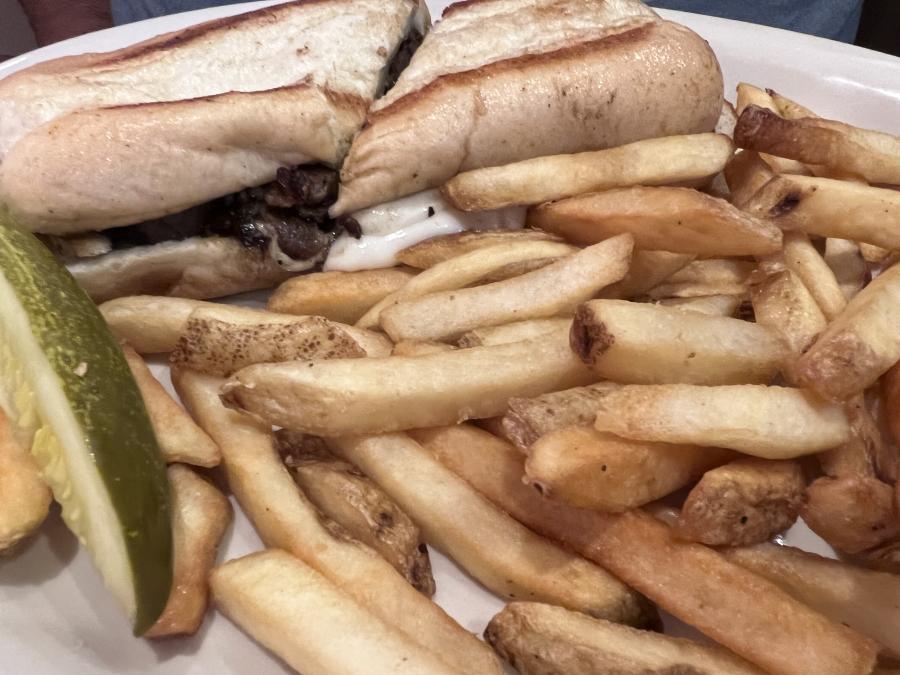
645 0 863 42
111 0 248 25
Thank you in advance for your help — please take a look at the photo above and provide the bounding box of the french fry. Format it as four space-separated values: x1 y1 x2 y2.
859 242 894 264
357 239 576 329
735 82 778 115
675 459 805 546
724 542 900 659
121 344 221 467
146 464 232 638
571 300 786 385
735 105 900 184
416 425 878 675
825 238 867 301
782 231 847 319
441 133 734 211
744 174 900 250
210 550 464 675
801 475 900 554
276 430 435 596
171 307 391 376
391 340 455 356
882 364 900 447
456 318 570 348
657 294 742 317
646 258 754 299
172 370 501 674
223 322 595 436
593 384 851 458
750 269 826 358
598 249 695 300
0 409 51 553
527 186 782 256
818 394 883 479
379 235 633 342
792 263 900 400
767 89 817 120
328 432 656 626
266 267 416 323
525 426 732 512
734 86 813 175
724 150 775 208
99 295 212 353
501 383 621 451
485 602 764 675
716 101 738 137
396 229 563 269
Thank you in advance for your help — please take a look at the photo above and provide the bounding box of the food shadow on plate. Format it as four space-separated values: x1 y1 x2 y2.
0 505 78 584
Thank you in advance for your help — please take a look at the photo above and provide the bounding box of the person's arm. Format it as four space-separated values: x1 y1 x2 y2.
19 0 112 46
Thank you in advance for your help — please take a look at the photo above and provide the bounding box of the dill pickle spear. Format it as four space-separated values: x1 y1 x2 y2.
0 213 171 634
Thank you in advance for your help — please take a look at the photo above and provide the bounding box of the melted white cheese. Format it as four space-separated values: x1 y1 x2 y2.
325 191 526 271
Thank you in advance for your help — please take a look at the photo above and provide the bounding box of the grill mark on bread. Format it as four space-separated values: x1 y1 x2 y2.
369 20 656 120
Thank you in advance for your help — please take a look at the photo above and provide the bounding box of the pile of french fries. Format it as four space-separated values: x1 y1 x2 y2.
4 82 900 675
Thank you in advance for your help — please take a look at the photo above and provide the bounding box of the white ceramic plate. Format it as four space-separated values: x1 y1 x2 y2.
1 4 899 674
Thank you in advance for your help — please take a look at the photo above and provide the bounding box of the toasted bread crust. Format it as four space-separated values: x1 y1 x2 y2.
334 19 722 213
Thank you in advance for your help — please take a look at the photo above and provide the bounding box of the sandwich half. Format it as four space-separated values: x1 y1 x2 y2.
0 0 427 301
332 0 724 214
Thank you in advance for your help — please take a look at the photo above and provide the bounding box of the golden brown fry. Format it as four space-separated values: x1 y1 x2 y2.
818 394 884 479
750 269 827 358
266 268 416 323
745 174 900 250
0 410 51 553
593 384 851 459
456 318 570 348
824 239 867 301
276 430 435 596
414 424 877 675
782 231 847 319
210 550 464 675
735 105 900 184
656 294 743 317
391 340 455 356
171 307 391 376
357 240 576 329
734 86 813 175
859 242 894 264
441 133 734 211
724 542 900 659
724 150 775 208
801 475 900 554
675 459 805 546
716 101 738 137
735 82 778 115
396 229 562 269
528 186 782 256
485 602 764 675
99 296 212 353
571 300 785 385
380 235 633 342
646 258 754 299
767 89 817 120
120 344 221 468
883 364 900 448
328 432 655 625
173 370 500 674
501 383 621 451
222 323 595 436
599 250 695 300
792 263 900 400
146 464 232 638
525 426 732 512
